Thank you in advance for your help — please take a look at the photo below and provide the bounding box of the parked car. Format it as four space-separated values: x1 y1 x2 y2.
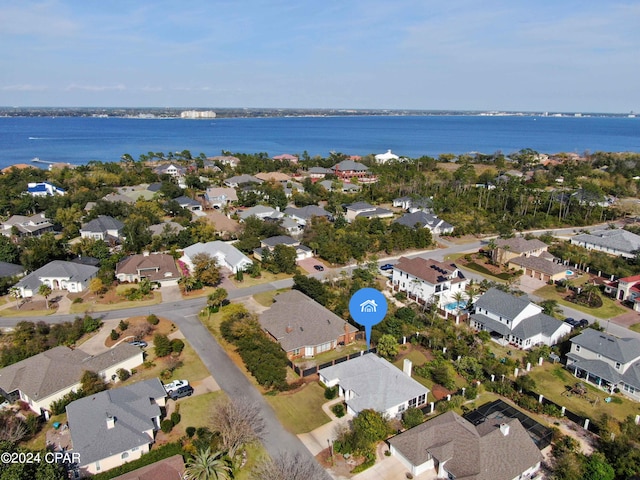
129 340 148 348
563 318 579 328
169 385 194 400
313 265 324 271
577 318 590 328
163 379 189 393
379 264 394 271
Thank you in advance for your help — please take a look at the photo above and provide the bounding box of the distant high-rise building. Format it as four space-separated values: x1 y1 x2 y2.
180 110 216 119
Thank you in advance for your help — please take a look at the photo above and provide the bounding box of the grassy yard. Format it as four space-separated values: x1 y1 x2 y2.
69 291 162 314
177 391 224 434
528 362 639 423
253 290 280 307
264 382 331 434
533 284 626 319
0 307 54 317
460 262 511 281
228 271 292 288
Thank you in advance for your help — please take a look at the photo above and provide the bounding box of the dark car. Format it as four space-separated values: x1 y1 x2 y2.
314 265 324 271
577 318 590 328
380 264 394 271
563 317 579 328
169 385 194 400
129 340 148 348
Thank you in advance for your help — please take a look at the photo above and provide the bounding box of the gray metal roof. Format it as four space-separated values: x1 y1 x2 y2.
474 288 531 321
67 379 165 466
259 290 357 353
570 328 640 364
319 354 428 415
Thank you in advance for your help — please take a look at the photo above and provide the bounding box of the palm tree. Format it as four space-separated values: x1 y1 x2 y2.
207 288 228 317
38 284 52 309
184 448 233 480
9 287 21 310
451 290 466 316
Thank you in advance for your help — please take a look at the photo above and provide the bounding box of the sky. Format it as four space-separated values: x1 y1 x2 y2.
1 0 639 112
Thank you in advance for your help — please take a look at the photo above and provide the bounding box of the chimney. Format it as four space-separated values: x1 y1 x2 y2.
403 359 413 377
285 324 293 334
106 414 115 429
499 423 509 436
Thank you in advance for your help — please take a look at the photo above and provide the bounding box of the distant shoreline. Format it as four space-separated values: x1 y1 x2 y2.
0 107 635 120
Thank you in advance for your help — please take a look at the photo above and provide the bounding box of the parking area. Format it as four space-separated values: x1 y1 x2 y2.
298 257 327 274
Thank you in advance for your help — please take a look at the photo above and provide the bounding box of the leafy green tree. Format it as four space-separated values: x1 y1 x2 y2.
376 334 399 360
267 244 298 274
37 284 52 309
402 407 424 429
20 233 66 271
153 334 172 357
80 370 107 395
583 452 614 480
351 409 391 452
192 253 221 286
207 288 228 315
0 235 19 264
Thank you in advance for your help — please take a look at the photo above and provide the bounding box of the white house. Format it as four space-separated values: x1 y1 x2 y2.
15 260 99 297
344 202 393 222
566 328 640 400
253 235 313 262
391 256 467 308
570 229 640 259
205 187 238 209
27 181 65 196
0 344 144 415
471 288 571 349
318 354 429 418
374 149 400 164
180 241 252 273
80 215 125 242
67 378 167 476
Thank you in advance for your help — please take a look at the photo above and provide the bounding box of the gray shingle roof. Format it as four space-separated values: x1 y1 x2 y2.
389 411 543 480
261 235 297 248
81 215 124 233
16 260 99 291
0 344 142 402
67 379 165 466
394 211 452 231
511 313 569 339
283 205 331 221
238 205 279 220
495 237 548 254
509 255 567 276
474 288 531 321
259 290 357 353
570 328 640 364
346 202 375 211
332 160 368 171
318 354 428 415
0 261 24 278
571 229 640 255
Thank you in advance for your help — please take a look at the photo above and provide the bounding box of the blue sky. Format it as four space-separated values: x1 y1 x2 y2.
1 0 638 112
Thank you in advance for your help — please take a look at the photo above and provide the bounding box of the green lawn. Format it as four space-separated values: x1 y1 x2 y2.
528 362 639 423
533 284 626 319
0 307 54 317
69 292 162 313
265 382 331 434
228 271 292 288
253 290 279 307
177 391 224 434
630 323 640 333
460 262 512 281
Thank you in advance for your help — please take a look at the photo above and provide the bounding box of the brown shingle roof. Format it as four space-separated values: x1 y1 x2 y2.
509 255 566 276
116 253 180 282
495 237 547 254
111 455 185 480
394 257 461 284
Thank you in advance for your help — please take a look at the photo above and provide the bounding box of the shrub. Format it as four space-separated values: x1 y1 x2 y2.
160 419 174 433
186 426 196 438
117 368 130 381
170 338 185 354
72 297 83 304
332 404 346 418
118 320 129 331
110 329 120 341
402 407 424 429
154 334 172 357
464 386 478 400
324 386 338 400
170 412 181 425
147 314 160 325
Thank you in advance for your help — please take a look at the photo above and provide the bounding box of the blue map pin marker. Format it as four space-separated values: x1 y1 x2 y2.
349 288 388 350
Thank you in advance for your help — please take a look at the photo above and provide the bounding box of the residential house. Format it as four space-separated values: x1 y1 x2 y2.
255 171 292 183
394 211 454 235
147 221 185 237
67 378 166 476
389 410 543 480
331 160 375 183
201 210 241 238
116 184 156 202
205 187 238 209
207 155 240 168
80 215 125 242
491 237 549 265
318 354 429 417
374 149 399 164
270 216 303 236
344 202 393 222
319 179 361 193
0 213 55 237
223 174 262 188
111 455 185 480
284 205 332 227
607 274 640 311
180 240 252 273
253 235 313 261
308 166 332 181
470 288 571 349
0 261 25 279
258 290 358 359
391 256 467 308
273 153 299 163
238 205 282 222
570 229 640 259
174 195 203 212
283 181 305 198
0 343 143 415
153 163 186 179
116 253 181 286
392 196 413 210
26 181 65 196
566 328 640 399
508 253 567 283
102 192 137 204
15 260 99 297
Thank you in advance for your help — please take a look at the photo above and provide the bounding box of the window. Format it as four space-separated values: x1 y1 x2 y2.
398 404 406 413
409 398 417 408
292 348 300 356
616 362 621 370
418 394 426 405
121 452 129 460
95 462 101 471
575 345 581 352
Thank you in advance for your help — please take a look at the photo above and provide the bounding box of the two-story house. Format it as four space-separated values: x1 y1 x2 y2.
471 288 571 349
570 229 640 259
331 160 377 183
344 202 393 222
27 181 65 196
80 215 125 243
491 237 549 265
0 213 55 237
205 187 238 209
391 256 467 308
566 328 640 400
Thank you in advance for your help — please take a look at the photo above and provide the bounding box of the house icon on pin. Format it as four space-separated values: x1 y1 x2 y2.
360 299 378 313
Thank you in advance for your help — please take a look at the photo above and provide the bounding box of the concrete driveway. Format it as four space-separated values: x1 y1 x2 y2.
298 257 327 274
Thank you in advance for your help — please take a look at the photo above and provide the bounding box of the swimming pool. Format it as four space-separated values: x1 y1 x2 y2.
444 301 467 311
566 270 574 275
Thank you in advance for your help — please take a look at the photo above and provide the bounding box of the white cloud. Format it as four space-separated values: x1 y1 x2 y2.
65 83 126 92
